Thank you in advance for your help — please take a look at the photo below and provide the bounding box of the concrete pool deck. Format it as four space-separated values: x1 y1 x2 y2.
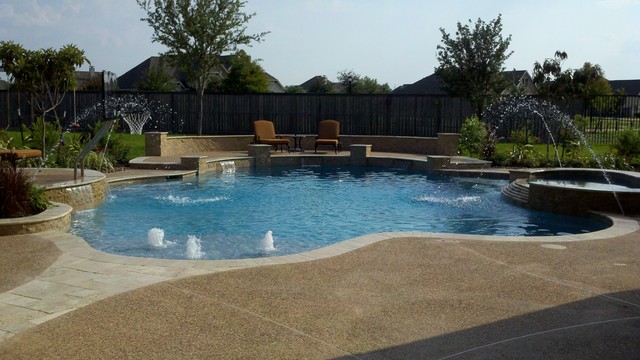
1 158 639 358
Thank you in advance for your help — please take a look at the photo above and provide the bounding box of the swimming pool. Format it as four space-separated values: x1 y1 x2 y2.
70 165 608 260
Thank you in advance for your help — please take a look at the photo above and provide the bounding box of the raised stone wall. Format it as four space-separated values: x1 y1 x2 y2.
146 132 460 156
145 132 254 156
45 177 108 211
526 169 640 216
0 202 72 235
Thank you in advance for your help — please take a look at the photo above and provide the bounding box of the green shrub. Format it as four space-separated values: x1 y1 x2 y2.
0 162 49 218
22 117 62 157
507 143 543 167
612 128 640 160
86 121 131 165
509 128 540 146
54 137 115 172
459 116 488 158
591 153 632 171
489 151 508 166
573 114 587 133
0 126 19 150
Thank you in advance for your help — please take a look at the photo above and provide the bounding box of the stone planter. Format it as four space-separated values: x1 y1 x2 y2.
0 202 73 236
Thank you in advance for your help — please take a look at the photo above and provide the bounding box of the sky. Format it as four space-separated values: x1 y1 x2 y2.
0 0 639 89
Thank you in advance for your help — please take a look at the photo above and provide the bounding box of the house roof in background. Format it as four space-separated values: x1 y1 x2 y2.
117 56 204 91
609 79 640 96
117 56 285 93
391 74 446 95
391 70 537 96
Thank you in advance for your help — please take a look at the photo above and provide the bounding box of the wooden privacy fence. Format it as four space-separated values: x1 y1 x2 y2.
0 91 473 137
1 91 638 144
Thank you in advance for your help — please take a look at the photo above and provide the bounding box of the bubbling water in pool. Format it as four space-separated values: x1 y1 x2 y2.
186 235 204 259
148 228 174 248
262 230 275 252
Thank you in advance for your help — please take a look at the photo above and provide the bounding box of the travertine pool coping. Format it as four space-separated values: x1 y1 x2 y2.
48 212 640 269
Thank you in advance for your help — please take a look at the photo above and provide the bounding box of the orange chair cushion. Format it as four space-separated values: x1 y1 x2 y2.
316 120 339 140
253 120 290 146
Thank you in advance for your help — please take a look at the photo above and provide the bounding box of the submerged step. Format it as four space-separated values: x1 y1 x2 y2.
501 181 529 205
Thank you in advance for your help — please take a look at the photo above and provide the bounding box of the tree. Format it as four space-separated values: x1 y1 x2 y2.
532 51 574 101
435 14 513 118
284 85 305 93
337 70 360 94
0 41 88 156
220 50 269 93
356 76 391 94
572 62 612 98
533 52 613 106
137 0 268 135
337 70 391 94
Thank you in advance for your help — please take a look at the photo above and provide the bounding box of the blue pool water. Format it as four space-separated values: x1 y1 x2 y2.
71 166 608 260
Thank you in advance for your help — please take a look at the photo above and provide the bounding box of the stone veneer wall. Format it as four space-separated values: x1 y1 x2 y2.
146 133 253 156
338 134 459 155
146 132 460 157
45 177 108 211
528 184 639 216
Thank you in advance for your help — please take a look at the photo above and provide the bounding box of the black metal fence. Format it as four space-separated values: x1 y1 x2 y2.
486 96 640 144
1 90 638 144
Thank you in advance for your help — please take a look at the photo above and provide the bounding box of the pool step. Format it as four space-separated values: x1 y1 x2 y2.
501 179 529 205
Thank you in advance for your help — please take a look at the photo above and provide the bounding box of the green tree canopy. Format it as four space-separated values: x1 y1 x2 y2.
337 70 391 94
572 62 612 98
533 51 612 102
356 76 391 94
532 51 574 101
0 41 88 155
137 0 268 134
220 50 269 93
284 85 305 93
337 70 359 94
435 14 513 118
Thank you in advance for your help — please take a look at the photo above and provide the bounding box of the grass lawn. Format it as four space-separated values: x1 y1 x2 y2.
494 142 612 158
5 130 145 162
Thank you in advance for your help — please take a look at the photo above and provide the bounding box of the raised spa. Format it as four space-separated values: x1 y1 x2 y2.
526 169 640 216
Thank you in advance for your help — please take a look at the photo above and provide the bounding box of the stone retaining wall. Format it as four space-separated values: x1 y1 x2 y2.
146 132 460 157
145 133 254 156
45 177 108 211
0 202 72 236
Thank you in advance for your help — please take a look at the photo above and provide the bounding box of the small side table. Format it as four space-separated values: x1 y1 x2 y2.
291 135 305 152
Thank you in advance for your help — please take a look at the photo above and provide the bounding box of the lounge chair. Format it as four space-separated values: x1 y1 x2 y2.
314 120 341 153
253 120 290 152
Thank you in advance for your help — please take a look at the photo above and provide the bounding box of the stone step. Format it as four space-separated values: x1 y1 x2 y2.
501 180 529 205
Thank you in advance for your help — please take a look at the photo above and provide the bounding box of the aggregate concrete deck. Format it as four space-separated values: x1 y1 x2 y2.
1 156 638 358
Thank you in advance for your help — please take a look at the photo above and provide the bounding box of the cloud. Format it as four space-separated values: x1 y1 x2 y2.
0 0 63 27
